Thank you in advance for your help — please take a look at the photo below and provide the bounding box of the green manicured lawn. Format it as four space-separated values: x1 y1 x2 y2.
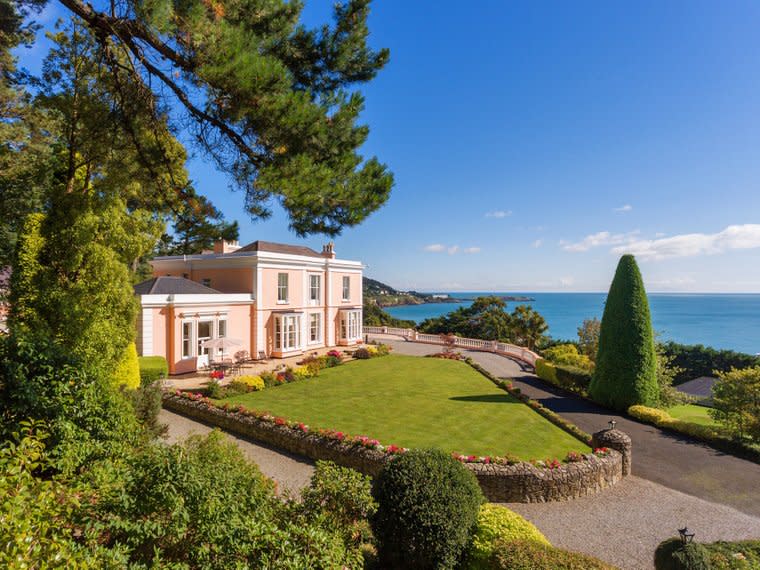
668 403 718 427
222 354 589 460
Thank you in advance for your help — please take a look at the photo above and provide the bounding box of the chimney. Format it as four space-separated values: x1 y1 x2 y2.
322 241 336 259
213 239 241 254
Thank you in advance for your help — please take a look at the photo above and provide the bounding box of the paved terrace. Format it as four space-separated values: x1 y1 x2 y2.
160 336 760 569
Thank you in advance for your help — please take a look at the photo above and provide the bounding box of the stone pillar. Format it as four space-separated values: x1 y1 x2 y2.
592 428 632 476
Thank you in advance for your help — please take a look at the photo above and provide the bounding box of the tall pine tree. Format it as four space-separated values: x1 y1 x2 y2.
589 255 658 410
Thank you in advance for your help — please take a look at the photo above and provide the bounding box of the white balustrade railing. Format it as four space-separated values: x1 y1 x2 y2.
363 326 540 367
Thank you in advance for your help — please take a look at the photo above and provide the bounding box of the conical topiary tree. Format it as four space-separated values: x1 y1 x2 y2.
589 254 658 411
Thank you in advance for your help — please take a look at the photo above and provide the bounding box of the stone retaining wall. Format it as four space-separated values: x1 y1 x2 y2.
163 393 627 502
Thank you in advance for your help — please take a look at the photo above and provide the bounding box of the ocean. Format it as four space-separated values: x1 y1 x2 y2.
384 293 760 355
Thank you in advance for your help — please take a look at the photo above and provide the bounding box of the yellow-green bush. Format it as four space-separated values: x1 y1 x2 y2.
535 359 558 384
541 344 593 370
628 405 672 426
114 342 140 390
466 504 549 569
235 375 264 391
293 365 316 381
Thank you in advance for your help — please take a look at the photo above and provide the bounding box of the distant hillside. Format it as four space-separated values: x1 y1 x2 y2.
362 277 458 307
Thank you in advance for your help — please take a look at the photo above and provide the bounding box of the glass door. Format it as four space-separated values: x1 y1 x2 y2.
197 320 213 367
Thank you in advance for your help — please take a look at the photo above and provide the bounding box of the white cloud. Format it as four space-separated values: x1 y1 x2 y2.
485 210 512 218
561 230 639 252
424 244 480 255
655 232 667 238
614 204 633 213
613 224 760 260
532 239 543 248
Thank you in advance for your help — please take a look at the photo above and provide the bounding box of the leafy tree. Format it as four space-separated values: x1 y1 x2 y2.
419 296 512 341
577 317 601 361
589 255 658 411
660 341 760 385
510 305 548 350
49 0 393 235
155 188 240 256
655 342 687 408
710 366 760 441
363 301 416 328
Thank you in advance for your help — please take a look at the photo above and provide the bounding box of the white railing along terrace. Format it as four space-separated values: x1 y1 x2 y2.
363 326 540 367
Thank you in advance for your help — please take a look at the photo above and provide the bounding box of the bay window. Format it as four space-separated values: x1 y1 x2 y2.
309 312 321 343
339 309 361 341
274 313 301 351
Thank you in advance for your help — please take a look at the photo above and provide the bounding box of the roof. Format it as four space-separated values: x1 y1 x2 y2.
133 276 222 295
676 376 717 399
235 240 323 258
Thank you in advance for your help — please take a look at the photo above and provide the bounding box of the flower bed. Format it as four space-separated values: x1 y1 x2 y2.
162 391 625 502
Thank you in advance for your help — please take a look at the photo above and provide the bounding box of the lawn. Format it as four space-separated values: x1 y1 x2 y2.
222 354 589 460
668 403 718 427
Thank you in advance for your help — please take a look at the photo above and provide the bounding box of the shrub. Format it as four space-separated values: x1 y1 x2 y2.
655 538 711 570
206 379 224 399
353 347 372 359
466 504 549 568
372 448 483 570
137 355 168 385
130 381 167 438
535 359 558 384
542 344 593 370
114 342 140 389
628 405 673 426
702 539 760 568
301 461 377 546
590 255 659 411
484 539 616 569
371 342 391 356
235 375 265 391
661 341 760 385
260 370 277 387
710 366 760 442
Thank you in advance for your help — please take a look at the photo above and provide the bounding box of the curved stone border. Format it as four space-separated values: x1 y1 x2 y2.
162 393 627 502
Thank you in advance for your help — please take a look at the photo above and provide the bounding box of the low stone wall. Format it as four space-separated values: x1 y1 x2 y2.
163 393 626 502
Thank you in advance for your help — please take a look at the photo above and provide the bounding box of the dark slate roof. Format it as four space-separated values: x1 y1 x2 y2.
235 240 323 258
676 376 718 399
133 277 221 295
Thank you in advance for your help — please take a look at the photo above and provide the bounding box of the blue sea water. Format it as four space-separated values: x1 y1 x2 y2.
384 293 760 355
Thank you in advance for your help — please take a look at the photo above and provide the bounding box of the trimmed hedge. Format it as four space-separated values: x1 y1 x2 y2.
138 356 168 384
662 340 760 385
590 255 658 410
628 405 760 464
536 359 591 394
372 448 484 570
485 539 617 570
466 505 549 569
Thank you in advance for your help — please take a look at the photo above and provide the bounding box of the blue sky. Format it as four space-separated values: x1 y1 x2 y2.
16 1 760 292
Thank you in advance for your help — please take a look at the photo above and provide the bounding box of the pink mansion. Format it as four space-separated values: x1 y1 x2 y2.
135 240 363 374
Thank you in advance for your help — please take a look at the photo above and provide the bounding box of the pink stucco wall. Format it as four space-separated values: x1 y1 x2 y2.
259 267 306 310
330 272 361 306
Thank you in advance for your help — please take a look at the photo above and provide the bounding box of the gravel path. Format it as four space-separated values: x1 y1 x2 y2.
159 409 315 496
507 476 760 570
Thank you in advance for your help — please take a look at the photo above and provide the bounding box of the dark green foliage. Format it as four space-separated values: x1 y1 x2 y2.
661 341 760 385
654 538 711 570
130 382 167 439
363 301 416 328
301 461 377 552
372 448 483 570
420 296 512 340
138 356 169 384
0 334 139 473
701 539 760 568
590 255 658 411
535 360 592 394
482 539 616 570
90 431 359 568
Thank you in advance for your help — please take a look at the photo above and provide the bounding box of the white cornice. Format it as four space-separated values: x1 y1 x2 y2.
139 293 254 308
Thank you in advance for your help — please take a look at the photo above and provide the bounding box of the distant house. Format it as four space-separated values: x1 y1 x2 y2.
676 376 718 403
135 239 363 374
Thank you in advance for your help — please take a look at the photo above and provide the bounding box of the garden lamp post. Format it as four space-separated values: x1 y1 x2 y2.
678 526 695 545
608 419 617 430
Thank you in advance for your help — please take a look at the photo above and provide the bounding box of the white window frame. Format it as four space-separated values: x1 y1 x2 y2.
277 272 289 303
201 278 212 288
342 276 351 301
309 274 321 303
274 313 301 351
339 309 361 341
181 321 194 359
309 312 321 343
197 319 214 359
